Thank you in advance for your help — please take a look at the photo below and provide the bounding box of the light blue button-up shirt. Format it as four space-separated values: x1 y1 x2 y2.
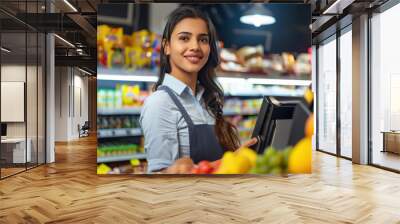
139 74 215 172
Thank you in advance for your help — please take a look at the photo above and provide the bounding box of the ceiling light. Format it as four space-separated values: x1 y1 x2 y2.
322 0 351 15
1 47 11 53
240 4 276 27
78 67 92 76
54 34 75 48
63 0 78 12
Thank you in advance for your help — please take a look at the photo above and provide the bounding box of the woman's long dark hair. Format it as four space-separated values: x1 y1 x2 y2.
154 6 240 151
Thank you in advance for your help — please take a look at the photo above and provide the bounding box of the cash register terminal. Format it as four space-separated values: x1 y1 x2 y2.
250 96 310 154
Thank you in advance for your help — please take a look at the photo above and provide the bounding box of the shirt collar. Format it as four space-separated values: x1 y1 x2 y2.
162 73 204 100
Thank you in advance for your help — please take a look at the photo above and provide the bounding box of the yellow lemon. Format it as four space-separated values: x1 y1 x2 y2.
215 152 235 174
235 154 252 174
288 137 312 174
215 151 253 174
236 147 257 167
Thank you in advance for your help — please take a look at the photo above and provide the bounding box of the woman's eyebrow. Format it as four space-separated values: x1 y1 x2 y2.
177 31 192 35
176 32 208 36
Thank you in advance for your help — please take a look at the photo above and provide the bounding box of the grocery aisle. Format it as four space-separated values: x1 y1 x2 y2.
1 135 400 222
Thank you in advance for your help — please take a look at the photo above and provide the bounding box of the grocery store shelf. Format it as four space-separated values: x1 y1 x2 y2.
237 127 254 133
97 68 311 86
98 107 257 116
97 68 158 82
97 153 147 163
98 128 142 138
98 107 142 115
223 110 258 116
218 76 311 86
224 91 305 97
217 70 310 81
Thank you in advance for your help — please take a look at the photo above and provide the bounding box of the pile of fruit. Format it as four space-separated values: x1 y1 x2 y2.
189 147 257 174
249 147 291 174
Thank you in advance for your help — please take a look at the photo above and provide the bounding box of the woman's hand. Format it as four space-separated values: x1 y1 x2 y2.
165 157 194 174
240 137 258 148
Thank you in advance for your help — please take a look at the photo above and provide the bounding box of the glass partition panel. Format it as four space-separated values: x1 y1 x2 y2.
317 36 337 154
339 28 352 158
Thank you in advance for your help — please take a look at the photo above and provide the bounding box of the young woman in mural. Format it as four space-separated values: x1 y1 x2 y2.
140 6 257 173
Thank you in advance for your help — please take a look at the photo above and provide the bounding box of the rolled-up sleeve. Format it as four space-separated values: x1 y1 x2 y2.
139 91 179 172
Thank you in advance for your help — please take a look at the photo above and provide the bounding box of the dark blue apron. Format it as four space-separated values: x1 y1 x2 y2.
158 85 224 163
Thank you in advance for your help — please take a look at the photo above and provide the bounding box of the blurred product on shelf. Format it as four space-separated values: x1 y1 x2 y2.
226 115 257 143
237 45 265 73
97 84 149 110
97 160 147 174
218 44 311 77
97 144 142 157
238 118 257 142
224 98 262 115
294 53 311 75
220 79 307 97
97 116 140 130
97 25 161 70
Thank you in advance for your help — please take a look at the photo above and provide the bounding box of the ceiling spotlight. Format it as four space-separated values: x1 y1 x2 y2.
240 4 276 27
54 34 75 48
78 67 92 76
1 47 11 53
63 0 78 12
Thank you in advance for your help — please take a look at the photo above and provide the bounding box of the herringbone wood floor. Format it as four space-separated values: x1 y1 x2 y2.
1 136 400 224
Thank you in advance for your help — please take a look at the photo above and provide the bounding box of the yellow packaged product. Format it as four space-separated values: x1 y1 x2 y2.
97 25 110 42
121 84 140 107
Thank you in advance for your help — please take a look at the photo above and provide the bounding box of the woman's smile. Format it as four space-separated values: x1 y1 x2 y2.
184 53 204 64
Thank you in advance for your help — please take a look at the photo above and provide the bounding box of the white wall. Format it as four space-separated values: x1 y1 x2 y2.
54 67 89 141
72 73 89 138
55 66 69 141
